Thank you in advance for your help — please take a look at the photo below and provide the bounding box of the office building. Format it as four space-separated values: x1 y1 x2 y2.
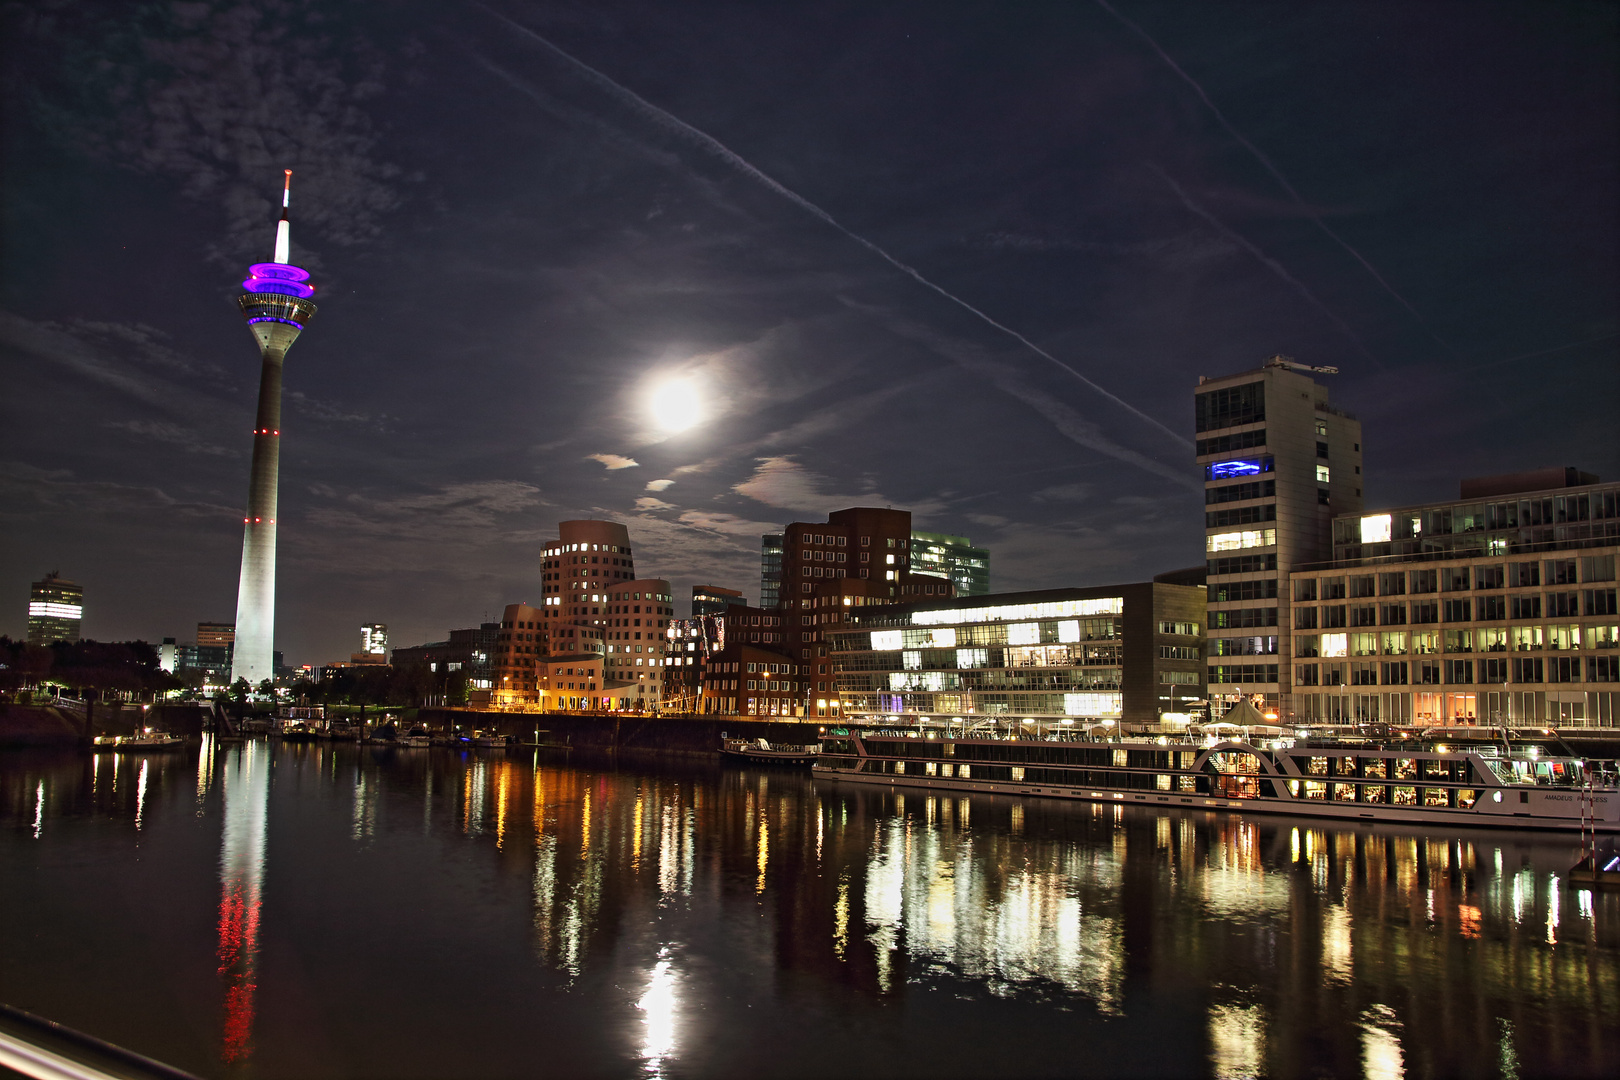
693 584 747 618
198 622 236 649
392 623 498 688
1288 470 1619 726
26 572 82 645
911 532 991 596
1196 356 1362 716
827 580 1206 726
231 171 318 686
491 519 675 711
159 638 177 673
760 533 784 610
361 624 387 656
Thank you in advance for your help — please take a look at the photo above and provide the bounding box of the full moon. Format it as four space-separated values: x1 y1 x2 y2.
649 377 703 433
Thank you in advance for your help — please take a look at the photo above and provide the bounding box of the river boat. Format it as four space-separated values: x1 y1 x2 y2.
92 731 186 751
470 731 510 748
813 730 1620 832
721 738 822 766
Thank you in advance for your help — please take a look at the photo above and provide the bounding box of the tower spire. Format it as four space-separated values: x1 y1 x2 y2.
273 169 292 264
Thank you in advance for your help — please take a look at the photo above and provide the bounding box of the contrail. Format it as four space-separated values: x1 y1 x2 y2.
479 5 1190 450
1150 164 1379 366
1095 0 1453 353
1475 331 1619 370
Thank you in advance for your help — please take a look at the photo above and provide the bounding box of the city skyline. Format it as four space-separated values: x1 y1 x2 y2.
2 2 1615 665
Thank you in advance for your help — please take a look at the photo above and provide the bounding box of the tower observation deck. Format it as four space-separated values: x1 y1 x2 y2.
230 170 317 687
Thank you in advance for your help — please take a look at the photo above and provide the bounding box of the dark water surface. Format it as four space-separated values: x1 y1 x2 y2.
2 738 1616 1079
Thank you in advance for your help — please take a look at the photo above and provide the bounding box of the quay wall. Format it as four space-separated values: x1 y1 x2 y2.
416 709 827 757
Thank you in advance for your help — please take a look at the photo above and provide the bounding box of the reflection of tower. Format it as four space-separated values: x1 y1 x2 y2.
217 740 270 1064
231 170 318 686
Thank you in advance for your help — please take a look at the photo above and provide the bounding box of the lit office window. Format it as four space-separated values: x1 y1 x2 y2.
1207 529 1277 552
1316 465 1331 483
1360 514 1392 543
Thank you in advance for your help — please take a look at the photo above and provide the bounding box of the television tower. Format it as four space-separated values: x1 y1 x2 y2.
230 170 317 687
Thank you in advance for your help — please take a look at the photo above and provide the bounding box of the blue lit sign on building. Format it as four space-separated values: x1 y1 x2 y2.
1207 457 1273 481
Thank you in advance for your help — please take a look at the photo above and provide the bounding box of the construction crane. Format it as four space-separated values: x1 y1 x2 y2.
1263 354 1339 375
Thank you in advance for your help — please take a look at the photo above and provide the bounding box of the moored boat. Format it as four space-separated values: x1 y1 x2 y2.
813 729 1620 832
721 737 821 766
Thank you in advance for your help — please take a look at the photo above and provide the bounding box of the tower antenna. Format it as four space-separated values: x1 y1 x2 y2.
274 170 292 264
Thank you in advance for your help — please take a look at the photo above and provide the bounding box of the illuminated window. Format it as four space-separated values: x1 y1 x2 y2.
1205 457 1273 481
871 630 902 651
1207 529 1277 552
1360 514 1392 544
1316 465 1331 484
1321 633 1348 658
1007 623 1040 645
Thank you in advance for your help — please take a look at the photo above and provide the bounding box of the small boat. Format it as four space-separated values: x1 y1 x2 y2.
470 730 510 748
280 724 320 742
720 737 821 766
1570 851 1620 889
112 731 186 751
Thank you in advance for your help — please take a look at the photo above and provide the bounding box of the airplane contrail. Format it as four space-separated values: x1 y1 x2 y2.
1095 0 1453 354
479 5 1191 450
1150 164 1380 367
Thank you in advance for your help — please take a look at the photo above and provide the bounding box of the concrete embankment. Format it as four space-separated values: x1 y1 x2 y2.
0 703 213 747
416 709 827 757
0 705 86 747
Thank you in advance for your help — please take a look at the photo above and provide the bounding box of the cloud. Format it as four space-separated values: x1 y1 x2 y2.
1031 483 1093 503
588 453 639 470
107 420 236 457
635 496 676 511
285 390 384 428
645 478 674 491
733 456 876 513
22 2 402 263
0 460 239 521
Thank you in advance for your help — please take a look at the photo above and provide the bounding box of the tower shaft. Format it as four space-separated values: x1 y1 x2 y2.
231 340 288 686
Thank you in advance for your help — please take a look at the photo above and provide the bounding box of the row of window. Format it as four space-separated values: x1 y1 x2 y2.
1295 557 1616 599
1297 626 1620 657
1294 657 1619 685
1292 591 1619 627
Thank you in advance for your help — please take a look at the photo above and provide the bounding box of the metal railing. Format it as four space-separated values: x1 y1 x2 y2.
0 1004 201 1080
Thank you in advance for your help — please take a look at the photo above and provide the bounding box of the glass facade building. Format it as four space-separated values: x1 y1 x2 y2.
26 573 82 646
827 583 1205 727
911 531 990 596
759 533 784 610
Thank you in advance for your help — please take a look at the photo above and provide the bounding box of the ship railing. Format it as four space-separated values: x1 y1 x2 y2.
0 1003 200 1080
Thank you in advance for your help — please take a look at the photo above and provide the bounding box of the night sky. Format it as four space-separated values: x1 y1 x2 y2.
2 1 1615 666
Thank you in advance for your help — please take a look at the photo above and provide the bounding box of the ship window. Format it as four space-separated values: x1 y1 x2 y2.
1458 789 1478 809
925 762 937 776
1333 783 1357 801
1392 786 1418 805
940 763 954 777
893 761 905 775
1011 766 1025 781
1304 781 1328 800
1362 758 1387 779
1156 774 1172 791
1394 759 1417 780
1361 785 1386 804
958 765 971 779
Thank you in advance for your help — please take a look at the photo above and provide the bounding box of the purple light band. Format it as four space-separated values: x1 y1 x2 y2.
242 261 315 298
246 315 306 329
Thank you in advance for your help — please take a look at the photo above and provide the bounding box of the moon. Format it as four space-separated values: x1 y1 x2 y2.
649 377 703 433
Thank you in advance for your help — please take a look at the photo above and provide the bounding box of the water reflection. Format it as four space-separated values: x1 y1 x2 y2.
2 744 1617 1078
216 740 269 1064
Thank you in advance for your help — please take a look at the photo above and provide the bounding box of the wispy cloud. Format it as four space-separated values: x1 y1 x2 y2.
588 453 639 470
106 420 236 457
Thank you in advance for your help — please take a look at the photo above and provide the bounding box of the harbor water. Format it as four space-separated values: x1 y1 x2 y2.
2 737 1617 1078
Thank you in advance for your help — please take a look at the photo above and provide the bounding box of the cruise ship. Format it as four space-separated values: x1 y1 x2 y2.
813 730 1620 832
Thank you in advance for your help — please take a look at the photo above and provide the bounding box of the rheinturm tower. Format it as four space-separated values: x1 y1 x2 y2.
230 170 317 687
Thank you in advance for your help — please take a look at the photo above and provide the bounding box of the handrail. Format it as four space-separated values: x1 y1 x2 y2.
0 1004 201 1080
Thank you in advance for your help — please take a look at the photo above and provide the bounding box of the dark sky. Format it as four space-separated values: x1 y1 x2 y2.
2 1 1616 666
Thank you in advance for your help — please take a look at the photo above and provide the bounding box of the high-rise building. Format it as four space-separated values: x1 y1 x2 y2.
911 532 991 596
760 533 784 610
26 572 82 645
491 519 675 711
231 170 318 687
1196 356 1362 717
1287 469 1619 727
159 638 177 672
198 622 236 649
692 584 747 617
361 624 387 656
